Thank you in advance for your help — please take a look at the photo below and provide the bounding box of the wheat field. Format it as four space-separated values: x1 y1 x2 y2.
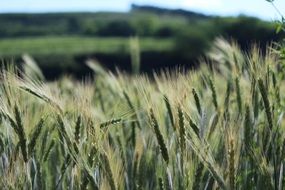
0 39 284 189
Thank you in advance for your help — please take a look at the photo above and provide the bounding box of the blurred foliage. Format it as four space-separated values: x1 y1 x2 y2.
265 0 285 79
215 16 280 49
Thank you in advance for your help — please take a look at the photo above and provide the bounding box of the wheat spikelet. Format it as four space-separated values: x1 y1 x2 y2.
192 88 202 116
163 95 175 130
28 118 44 155
22 54 45 81
123 91 136 117
74 115 81 143
224 79 232 111
39 129 49 159
99 118 122 129
207 113 220 140
271 71 281 106
57 115 69 142
178 105 186 155
88 143 98 167
17 77 63 114
258 79 273 130
235 76 242 114
189 118 200 138
209 76 218 111
56 115 79 159
150 108 169 164
244 105 252 149
43 139 55 162
251 79 260 119
14 105 28 162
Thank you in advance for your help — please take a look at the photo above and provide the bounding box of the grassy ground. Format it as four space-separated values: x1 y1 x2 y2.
0 36 174 56
0 39 284 189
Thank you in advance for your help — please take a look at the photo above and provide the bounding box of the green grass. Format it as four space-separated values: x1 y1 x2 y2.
0 36 174 56
0 38 285 189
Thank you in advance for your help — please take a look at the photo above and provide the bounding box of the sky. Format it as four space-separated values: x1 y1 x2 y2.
0 0 284 20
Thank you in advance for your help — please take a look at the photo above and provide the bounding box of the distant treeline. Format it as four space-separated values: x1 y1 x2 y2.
0 5 281 40
0 4 283 78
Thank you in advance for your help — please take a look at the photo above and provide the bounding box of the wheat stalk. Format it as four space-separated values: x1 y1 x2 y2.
209 76 218 111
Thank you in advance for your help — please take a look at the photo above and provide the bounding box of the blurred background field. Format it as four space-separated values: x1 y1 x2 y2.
0 37 173 56
0 4 284 79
